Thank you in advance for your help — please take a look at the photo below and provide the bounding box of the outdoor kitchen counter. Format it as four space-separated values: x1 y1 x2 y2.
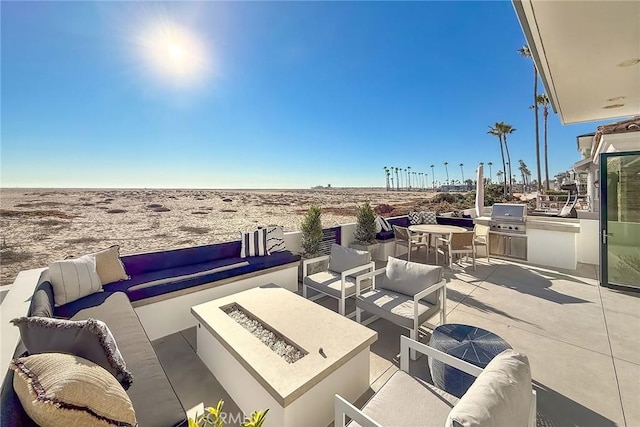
475 216 580 270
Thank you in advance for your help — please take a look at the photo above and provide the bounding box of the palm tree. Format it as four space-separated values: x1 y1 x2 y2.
496 170 504 183
488 124 507 196
430 164 435 190
459 163 464 183
487 161 493 182
443 162 449 187
518 160 527 191
498 122 516 196
407 166 412 189
518 45 542 191
383 167 390 191
536 93 551 190
394 167 400 191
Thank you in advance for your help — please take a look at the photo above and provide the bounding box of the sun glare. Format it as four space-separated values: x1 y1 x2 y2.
137 20 209 87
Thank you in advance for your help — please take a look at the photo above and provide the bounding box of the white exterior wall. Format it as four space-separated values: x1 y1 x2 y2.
340 222 357 248
527 228 577 270
577 219 600 265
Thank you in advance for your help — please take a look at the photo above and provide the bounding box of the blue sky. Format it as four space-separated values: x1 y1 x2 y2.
1 1 610 189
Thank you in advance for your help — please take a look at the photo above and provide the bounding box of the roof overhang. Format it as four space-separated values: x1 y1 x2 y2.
572 157 592 172
512 1 640 124
593 132 640 165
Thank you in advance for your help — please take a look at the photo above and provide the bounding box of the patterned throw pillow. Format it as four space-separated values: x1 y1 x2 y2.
240 228 269 258
380 216 392 231
11 316 133 388
93 245 129 285
48 255 103 307
11 353 137 427
421 211 437 224
408 211 422 225
266 226 286 253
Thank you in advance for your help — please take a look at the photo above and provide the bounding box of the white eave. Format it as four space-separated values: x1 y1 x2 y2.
512 1 640 124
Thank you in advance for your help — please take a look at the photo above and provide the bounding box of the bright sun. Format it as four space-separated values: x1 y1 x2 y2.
137 21 209 86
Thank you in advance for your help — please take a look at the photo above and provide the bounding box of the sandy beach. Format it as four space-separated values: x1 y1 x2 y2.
0 188 449 286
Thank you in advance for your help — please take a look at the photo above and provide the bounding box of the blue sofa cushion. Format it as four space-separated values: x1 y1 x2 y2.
121 241 242 276
436 216 474 230
376 230 395 241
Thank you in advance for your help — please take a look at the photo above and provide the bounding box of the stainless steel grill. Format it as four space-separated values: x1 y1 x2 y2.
489 203 527 234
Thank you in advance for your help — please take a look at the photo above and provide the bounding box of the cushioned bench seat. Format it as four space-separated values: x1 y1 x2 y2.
375 217 409 241
54 244 300 318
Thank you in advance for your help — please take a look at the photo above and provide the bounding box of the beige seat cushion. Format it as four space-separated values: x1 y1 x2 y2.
48 255 102 306
356 289 439 330
11 353 137 427
304 271 371 299
446 349 532 427
94 246 129 285
349 370 458 427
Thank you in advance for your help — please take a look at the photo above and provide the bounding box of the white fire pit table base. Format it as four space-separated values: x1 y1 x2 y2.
191 285 377 427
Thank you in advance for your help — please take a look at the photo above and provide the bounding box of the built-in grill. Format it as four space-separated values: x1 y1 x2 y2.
488 203 528 261
489 203 527 234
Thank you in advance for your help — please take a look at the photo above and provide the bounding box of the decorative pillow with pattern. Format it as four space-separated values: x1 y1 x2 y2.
408 211 422 225
11 316 133 388
421 211 437 224
240 228 269 258
379 216 392 231
48 255 103 307
266 226 286 253
11 353 137 427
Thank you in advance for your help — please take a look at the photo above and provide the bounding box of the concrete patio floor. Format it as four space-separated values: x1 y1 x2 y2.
153 253 639 427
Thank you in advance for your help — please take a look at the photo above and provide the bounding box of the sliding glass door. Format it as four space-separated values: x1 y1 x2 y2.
600 151 640 290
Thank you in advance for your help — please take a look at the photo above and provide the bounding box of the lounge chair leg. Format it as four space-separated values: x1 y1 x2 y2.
356 307 362 323
339 297 345 316
303 284 307 298
410 329 418 360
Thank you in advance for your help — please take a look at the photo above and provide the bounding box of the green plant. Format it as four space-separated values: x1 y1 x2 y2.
300 204 323 256
189 400 268 427
354 202 377 244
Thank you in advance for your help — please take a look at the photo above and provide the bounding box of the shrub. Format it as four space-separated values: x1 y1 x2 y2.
354 202 377 244
300 205 323 256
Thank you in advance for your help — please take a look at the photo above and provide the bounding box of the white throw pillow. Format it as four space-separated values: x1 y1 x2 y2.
446 349 533 427
421 211 437 224
374 216 383 233
266 226 286 253
378 216 392 232
48 255 103 307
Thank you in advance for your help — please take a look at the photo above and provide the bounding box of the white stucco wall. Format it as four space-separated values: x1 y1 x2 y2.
577 219 599 265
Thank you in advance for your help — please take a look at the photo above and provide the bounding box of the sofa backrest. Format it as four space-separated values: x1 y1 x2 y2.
122 241 242 276
27 281 54 318
388 216 409 228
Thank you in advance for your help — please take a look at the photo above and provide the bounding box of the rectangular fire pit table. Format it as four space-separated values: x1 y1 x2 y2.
191 285 378 427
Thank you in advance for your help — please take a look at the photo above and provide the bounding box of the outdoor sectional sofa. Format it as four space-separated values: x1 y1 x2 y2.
0 241 300 427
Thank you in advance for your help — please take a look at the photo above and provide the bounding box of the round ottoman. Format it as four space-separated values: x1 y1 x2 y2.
428 323 511 398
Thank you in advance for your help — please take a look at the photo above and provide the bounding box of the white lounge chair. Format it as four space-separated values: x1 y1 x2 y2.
303 244 375 317
335 335 537 427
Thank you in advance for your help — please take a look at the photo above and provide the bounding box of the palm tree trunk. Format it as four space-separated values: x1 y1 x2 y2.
499 135 507 197
534 67 542 191
544 107 550 190
503 135 513 197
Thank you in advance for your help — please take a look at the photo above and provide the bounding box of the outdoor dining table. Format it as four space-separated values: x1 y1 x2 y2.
408 224 468 260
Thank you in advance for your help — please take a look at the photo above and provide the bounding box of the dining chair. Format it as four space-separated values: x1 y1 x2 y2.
392 225 427 262
436 231 476 270
473 224 490 262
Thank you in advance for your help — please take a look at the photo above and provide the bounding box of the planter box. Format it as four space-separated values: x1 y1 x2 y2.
349 242 380 260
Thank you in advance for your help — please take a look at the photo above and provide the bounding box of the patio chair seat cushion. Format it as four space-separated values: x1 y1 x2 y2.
303 271 372 299
378 257 442 305
446 349 532 427
328 244 371 273
356 289 440 330
349 370 458 427
70 292 186 427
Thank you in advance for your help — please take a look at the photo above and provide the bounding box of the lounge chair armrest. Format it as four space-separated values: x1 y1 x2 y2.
302 255 330 276
399 336 483 377
341 262 375 279
436 237 449 243
334 395 382 427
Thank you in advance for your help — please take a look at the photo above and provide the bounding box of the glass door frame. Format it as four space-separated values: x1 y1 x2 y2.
599 150 640 291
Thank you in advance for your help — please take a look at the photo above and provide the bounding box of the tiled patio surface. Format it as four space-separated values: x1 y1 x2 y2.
153 252 639 427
